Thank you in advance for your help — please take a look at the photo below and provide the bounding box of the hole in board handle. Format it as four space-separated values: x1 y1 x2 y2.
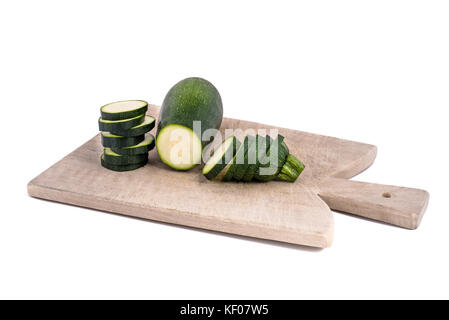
382 192 392 198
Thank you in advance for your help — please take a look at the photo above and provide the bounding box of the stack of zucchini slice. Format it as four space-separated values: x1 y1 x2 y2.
203 134 305 183
98 100 155 171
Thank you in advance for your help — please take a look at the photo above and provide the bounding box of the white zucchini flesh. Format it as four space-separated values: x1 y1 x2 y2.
102 131 121 138
103 100 146 112
100 100 148 120
156 124 202 171
201 136 239 180
203 138 233 173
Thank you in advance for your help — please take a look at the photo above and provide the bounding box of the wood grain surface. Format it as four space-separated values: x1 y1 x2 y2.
27 105 429 248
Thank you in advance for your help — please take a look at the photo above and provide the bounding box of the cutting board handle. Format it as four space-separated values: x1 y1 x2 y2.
317 177 429 229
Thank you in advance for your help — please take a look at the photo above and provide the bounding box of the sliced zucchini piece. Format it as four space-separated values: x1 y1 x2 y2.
214 157 234 181
98 113 145 132
231 136 253 181
103 147 148 165
280 140 289 155
101 132 145 148
202 136 239 180
242 135 269 182
240 135 258 182
222 137 246 181
111 134 155 155
255 135 289 182
110 115 155 137
156 124 202 171
223 136 249 181
100 100 148 121
101 154 147 172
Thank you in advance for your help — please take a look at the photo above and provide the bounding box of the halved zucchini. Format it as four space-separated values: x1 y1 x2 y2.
101 132 145 148
110 115 155 137
103 148 148 165
156 124 202 171
111 134 155 156
98 113 145 132
101 154 147 172
202 136 240 180
100 100 148 121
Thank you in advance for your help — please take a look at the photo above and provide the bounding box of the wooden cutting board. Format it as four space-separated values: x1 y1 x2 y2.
27 105 429 248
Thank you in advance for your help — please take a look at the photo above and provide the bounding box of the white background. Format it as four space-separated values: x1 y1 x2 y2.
1 0 448 299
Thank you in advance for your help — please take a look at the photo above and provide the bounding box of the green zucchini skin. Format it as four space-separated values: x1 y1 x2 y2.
101 154 148 172
222 158 236 182
101 132 145 148
232 136 253 181
100 100 148 121
111 134 155 155
286 154 305 175
214 160 233 181
98 113 145 132
242 135 269 182
255 135 289 182
222 138 245 182
203 136 240 180
240 135 258 182
110 115 155 137
276 154 305 182
156 77 223 146
276 172 296 182
103 148 148 165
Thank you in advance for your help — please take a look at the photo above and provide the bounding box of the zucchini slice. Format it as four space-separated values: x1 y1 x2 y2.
103 148 148 165
233 135 256 181
98 113 145 132
222 136 251 181
156 124 202 171
255 135 289 181
240 135 258 182
110 115 155 137
101 154 148 172
111 134 155 156
202 136 239 180
101 132 145 148
100 100 148 121
214 157 234 181
222 138 248 181
242 135 269 182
